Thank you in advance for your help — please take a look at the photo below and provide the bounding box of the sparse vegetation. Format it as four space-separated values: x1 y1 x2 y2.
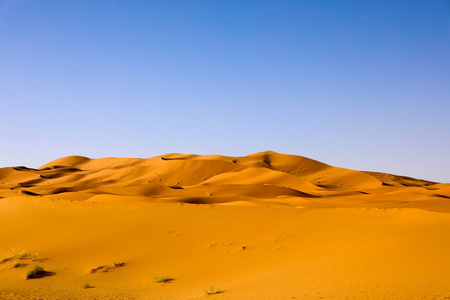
26 265 44 279
204 286 220 295
90 265 108 273
12 249 38 260
153 275 170 283
90 262 125 273
83 283 92 289
1 249 39 266
17 250 27 259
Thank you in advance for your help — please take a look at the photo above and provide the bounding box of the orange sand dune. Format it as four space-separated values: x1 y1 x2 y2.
0 151 449 299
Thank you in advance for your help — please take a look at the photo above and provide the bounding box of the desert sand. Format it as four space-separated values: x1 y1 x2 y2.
0 151 449 299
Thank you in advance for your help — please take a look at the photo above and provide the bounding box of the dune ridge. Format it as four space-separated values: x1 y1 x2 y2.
0 151 447 211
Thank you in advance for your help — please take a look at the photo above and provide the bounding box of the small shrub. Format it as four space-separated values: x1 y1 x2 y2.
205 286 219 295
83 283 91 289
153 275 170 283
17 250 27 259
13 260 20 268
26 265 44 279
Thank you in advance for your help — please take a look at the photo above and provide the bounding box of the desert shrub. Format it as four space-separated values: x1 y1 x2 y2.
26 265 44 279
205 286 220 295
17 250 27 259
153 275 170 283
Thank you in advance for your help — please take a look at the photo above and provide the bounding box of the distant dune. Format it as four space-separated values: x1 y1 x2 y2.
0 151 447 211
0 152 449 299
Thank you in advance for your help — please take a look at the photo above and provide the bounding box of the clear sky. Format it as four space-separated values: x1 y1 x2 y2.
0 0 449 182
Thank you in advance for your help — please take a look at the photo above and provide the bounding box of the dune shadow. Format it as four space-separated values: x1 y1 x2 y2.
168 185 184 189
316 184 340 189
160 156 188 161
177 197 225 205
21 190 40 196
431 194 450 199
13 166 38 172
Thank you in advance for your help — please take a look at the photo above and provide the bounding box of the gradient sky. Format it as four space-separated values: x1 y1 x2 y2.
0 0 449 182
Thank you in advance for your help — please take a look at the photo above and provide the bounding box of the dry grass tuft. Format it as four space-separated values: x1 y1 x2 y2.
26 265 44 279
153 275 171 283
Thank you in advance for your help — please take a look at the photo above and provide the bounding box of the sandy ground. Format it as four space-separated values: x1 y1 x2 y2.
0 151 449 299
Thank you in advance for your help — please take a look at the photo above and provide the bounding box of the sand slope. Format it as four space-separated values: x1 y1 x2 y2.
0 152 449 299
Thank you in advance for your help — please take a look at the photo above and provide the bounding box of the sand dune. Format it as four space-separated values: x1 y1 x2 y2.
0 152 449 299
1 151 446 211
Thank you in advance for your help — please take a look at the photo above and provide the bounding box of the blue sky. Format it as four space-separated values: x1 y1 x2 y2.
0 0 449 182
